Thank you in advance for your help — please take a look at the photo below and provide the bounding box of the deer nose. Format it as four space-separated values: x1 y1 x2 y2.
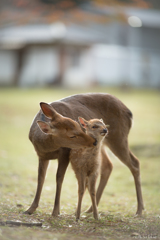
103 128 108 134
93 139 97 146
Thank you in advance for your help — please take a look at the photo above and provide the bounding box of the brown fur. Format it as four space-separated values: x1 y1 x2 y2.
70 118 108 220
25 93 144 216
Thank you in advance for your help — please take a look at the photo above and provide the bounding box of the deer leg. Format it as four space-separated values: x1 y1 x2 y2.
88 175 99 220
129 151 145 215
24 158 49 214
108 139 144 216
52 148 70 216
86 147 113 213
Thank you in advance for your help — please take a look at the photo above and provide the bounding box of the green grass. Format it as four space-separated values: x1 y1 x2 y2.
0 87 160 240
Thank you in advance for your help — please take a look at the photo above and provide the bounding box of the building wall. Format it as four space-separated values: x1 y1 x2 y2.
63 48 94 88
91 44 160 88
0 44 160 88
19 46 59 87
0 50 18 85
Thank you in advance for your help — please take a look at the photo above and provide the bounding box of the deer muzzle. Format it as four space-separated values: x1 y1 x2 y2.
100 128 108 136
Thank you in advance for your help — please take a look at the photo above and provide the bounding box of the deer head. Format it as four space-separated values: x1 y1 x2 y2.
37 102 96 149
78 117 108 144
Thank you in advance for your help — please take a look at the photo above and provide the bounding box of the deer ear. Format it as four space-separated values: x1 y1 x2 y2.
78 117 88 129
40 102 58 120
100 118 104 124
37 120 55 135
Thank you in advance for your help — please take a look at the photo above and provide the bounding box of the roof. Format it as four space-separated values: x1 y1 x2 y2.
1 1 160 50
83 4 160 28
0 22 110 49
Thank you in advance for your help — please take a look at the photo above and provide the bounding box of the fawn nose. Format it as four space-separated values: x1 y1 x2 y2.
103 128 108 134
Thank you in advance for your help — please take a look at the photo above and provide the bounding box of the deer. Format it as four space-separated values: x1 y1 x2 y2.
24 102 96 215
24 93 144 217
70 117 108 221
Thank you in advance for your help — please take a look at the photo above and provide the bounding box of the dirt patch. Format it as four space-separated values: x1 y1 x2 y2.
0 207 160 240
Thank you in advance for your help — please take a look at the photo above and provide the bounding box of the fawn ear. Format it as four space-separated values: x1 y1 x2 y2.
40 102 59 120
100 118 104 124
78 117 88 130
37 120 56 135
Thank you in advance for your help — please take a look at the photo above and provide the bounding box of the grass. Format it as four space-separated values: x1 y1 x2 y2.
0 86 160 240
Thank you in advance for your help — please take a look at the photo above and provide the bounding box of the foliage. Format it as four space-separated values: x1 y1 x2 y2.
0 0 152 27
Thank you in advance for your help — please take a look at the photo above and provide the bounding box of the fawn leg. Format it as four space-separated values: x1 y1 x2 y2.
24 158 49 214
88 175 99 220
52 148 70 216
76 174 86 221
86 147 113 213
108 138 144 215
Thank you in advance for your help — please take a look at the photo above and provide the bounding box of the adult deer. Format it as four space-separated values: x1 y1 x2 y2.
25 93 144 216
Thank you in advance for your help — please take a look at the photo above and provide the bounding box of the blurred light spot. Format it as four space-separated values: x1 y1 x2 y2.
50 22 66 38
128 16 142 27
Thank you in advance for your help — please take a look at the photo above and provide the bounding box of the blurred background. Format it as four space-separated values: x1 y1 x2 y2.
0 0 160 89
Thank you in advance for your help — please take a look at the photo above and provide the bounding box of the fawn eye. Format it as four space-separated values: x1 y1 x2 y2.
92 125 98 129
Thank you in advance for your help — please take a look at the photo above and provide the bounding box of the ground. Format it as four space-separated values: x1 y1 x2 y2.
0 87 160 240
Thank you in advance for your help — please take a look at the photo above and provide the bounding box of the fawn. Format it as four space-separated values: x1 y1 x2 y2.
25 93 144 216
70 117 108 220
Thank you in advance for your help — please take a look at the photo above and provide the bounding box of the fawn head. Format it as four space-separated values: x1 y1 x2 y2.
78 117 108 144
37 102 97 148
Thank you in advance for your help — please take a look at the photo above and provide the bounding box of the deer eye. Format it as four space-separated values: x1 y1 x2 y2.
70 136 76 138
92 125 98 129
